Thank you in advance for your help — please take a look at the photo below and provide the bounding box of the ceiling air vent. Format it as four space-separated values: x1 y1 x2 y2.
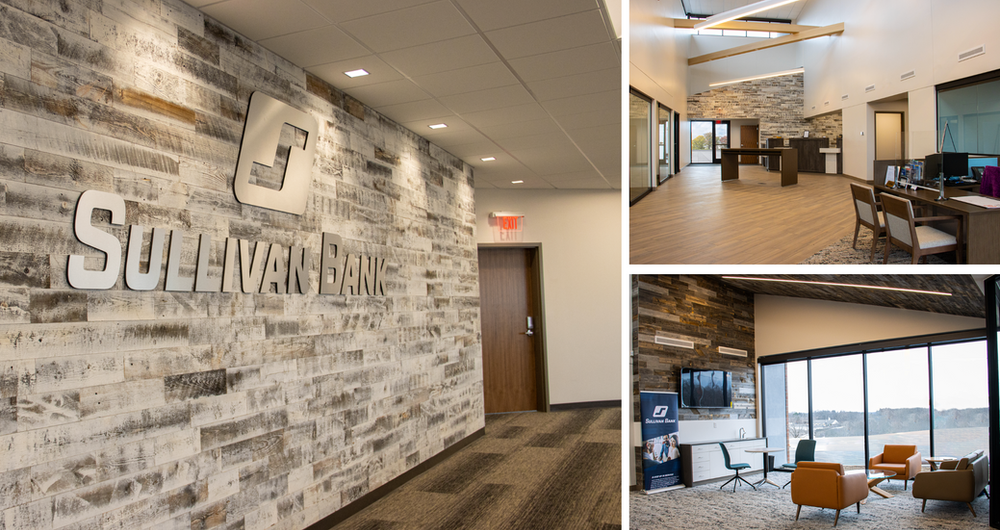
718 346 748 357
842 94 849 101
865 84 876 93
654 335 694 349
959 45 985 62
900 70 916 81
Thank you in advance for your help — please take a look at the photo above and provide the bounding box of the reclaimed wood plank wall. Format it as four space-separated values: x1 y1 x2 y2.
0 0 483 529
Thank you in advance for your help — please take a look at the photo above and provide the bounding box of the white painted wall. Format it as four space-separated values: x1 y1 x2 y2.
755 295 985 358
631 0 691 171
474 189 620 405
796 0 1000 178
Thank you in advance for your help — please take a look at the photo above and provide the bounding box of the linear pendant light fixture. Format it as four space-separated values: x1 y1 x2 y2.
693 0 805 30
721 276 953 296
709 67 804 87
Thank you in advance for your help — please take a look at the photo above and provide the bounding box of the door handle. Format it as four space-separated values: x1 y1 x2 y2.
524 316 534 336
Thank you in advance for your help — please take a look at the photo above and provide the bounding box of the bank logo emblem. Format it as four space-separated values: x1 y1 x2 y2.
234 91 318 215
652 406 669 418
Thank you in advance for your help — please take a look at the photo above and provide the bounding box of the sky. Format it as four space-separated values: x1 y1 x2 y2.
784 340 988 413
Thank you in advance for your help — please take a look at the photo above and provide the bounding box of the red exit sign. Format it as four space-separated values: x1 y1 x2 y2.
499 216 521 231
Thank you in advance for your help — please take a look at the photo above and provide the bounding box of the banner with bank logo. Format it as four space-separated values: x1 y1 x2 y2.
639 391 683 493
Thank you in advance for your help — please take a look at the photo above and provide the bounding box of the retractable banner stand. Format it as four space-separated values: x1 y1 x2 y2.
640 391 684 493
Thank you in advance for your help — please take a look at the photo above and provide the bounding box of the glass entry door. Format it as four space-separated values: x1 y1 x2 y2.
691 120 730 164
658 104 671 184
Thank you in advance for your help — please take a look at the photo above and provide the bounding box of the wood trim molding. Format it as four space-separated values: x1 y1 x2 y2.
688 22 845 66
670 18 817 33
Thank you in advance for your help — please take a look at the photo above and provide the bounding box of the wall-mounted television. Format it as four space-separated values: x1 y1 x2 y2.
680 368 732 409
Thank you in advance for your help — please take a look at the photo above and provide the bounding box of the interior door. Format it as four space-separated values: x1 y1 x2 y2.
478 247 542 413
875 112 904 161
740 125 759 164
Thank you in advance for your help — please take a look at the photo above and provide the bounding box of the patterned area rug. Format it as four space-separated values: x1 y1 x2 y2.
630 474 989 529
801 230 949 264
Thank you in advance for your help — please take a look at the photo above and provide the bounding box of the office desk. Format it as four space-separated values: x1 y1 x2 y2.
875 184 1000 263
721 148 798 186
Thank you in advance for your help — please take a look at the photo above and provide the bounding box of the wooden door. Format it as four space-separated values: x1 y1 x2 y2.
740 125 759 164
478 247 540 413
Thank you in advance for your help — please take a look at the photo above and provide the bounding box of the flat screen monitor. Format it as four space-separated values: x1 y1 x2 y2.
679 368 732 409
925 152 969 179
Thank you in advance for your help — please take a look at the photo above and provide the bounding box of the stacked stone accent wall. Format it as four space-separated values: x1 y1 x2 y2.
0 1 482 529
633 276 755 423
687 74 843 145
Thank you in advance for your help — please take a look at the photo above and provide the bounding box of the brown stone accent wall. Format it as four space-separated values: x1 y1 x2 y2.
0 1 481 529
633 276 755 422
687 73 843 145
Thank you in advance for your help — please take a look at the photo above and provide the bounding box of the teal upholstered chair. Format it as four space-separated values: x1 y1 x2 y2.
777 439 817 488
719 442 756 492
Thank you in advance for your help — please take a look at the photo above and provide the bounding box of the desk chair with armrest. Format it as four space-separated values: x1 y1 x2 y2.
850 184 886 263
881 194 963 264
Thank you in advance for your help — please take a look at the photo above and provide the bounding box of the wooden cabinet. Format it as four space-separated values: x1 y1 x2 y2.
788 138 830 173
680 438 766 487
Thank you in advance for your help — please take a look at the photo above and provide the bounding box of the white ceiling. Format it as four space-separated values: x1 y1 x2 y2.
683 0 808 21
184 0 622 190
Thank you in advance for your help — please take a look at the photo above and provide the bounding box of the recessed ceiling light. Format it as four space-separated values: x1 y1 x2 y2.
344 69 369 78
481 157 496 162
720 276 953 296
428 123 447 129
511 180 524 184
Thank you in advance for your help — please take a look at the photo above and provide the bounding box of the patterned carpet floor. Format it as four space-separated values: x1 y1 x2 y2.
630 473 989 529
335 408 621 530
801 231 950 264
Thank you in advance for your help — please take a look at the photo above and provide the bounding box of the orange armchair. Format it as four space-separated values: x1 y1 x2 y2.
791 462 869 527
869 444 922 490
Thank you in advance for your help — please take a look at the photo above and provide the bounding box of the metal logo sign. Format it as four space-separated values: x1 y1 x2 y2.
233 92 318 215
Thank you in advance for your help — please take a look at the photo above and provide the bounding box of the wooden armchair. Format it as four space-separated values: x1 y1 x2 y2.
880 194 962 264
791 462 869 527
850 184 886 263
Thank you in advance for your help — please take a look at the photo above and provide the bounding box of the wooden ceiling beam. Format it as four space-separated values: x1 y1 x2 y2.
671 18 817 34
688 22 845 66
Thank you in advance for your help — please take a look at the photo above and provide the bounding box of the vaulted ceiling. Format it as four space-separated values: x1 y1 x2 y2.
184 0 621 190
716 275 987 319
682 0 808 21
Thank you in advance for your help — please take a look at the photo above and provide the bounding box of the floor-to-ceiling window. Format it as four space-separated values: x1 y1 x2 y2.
630 89 653 205
761 331 988 471
691 120 730 164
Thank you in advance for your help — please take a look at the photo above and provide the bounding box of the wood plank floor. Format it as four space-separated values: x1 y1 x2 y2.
630 164 859 264
332 408 621 530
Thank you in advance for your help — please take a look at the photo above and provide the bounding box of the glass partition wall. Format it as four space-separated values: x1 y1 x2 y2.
761 333 989 471
630 89 653 205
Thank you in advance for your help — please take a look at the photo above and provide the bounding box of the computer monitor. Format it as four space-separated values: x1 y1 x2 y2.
925 152 969 179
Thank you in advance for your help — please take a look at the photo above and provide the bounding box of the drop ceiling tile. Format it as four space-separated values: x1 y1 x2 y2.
462 103 547 128
411 62 518 98
438 85 535 115
339 1 476 53
495 131 574 151
535 169 600 182
340 79 429 107
440 141 502 159
485 9 610 60
379 35 499 78
541 89 619 117
308 56 403 88
455 0 597 32
301 0 435 23
259 25 369 67
508 42 619 83
200 0 330 41
481 177 552 189
520 153 592 175
375 99 453 124
527 67 619 101
400 118 488 147
547 176 613 189
554 107 618 130
478 118 560 139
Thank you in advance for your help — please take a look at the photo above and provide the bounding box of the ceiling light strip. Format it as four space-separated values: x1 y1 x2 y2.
720 276 953 296
709 67 804 87
693 0 804 30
